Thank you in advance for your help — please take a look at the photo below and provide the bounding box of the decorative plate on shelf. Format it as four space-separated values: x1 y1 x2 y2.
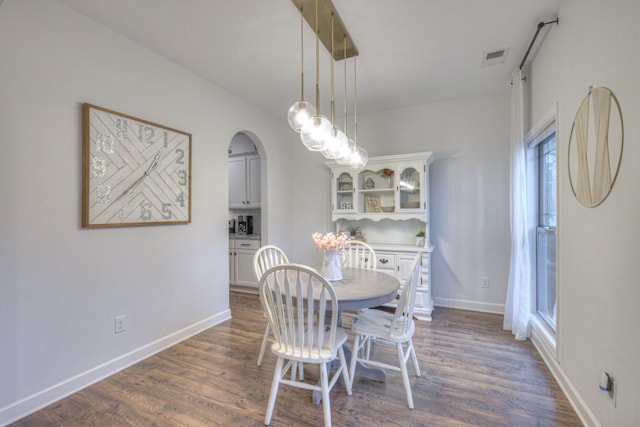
365 177 375 189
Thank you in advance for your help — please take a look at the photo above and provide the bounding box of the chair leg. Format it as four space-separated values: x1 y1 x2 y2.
396 343 414 409
257 323 271 366
265 357 284 425
348 334 361 388
408 339 421 377
320 362 332 427
338 346 352 395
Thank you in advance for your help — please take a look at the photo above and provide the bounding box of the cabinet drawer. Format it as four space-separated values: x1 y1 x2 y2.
376 252 396 271
233 239 260 250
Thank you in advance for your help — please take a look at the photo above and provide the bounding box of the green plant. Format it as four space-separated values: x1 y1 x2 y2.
346 225 360 236
416 230 426 237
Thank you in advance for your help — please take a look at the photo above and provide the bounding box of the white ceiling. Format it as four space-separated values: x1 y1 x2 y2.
56 0 561 118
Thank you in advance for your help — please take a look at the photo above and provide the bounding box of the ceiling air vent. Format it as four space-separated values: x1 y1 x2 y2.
482 47 510 66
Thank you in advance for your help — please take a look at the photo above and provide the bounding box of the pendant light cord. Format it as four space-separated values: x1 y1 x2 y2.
299 6 304 100
353 57 358 146
314 0 320 114
330 13 335 126
343 35 348 136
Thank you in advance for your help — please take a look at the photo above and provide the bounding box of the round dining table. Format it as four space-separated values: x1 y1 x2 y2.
327 266 400 311
310 266 400 404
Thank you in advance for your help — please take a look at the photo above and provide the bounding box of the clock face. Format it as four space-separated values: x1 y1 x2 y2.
82 103 192 227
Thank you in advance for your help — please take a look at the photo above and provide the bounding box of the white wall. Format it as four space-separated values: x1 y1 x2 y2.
529 0 640 425
0 0 292 423
290 92 512 313
360 94 512 313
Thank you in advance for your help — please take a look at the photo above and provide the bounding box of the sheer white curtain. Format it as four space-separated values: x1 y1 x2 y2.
503 67 531 340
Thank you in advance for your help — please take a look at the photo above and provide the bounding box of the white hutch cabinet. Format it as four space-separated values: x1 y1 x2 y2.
327 152 434 320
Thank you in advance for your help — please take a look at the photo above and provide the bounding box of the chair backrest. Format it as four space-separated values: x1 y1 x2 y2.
343 240 377 270
254 245 290 281
259 263 340 361
389 252 422 337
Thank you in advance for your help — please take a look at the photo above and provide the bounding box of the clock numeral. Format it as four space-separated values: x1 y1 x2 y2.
175 148 185 165
116 119 128 138
96 133 115 154
162 203 172 220
95 184 112 204
138 124 155 146
118 200 128 221
178 170 187 186
140 200 152 221
90 155 107 178
176 192 185 208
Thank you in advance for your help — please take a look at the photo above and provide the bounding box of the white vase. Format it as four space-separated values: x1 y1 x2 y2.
322 249 343 281
416 236 425 247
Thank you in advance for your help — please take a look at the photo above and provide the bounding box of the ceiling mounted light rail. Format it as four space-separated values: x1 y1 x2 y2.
291 0 358 61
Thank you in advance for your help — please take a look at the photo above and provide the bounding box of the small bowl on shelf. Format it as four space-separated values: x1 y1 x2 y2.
380 206 394 213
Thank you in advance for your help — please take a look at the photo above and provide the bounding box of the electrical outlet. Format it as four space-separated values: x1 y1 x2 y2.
114 315 126 334
481 276 489 288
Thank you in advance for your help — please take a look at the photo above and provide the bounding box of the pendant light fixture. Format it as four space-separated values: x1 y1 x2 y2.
287 4 316 132
348 57 368 169
335 35 355 165
300 0 332 151
321 12 348 159
288 0 366 163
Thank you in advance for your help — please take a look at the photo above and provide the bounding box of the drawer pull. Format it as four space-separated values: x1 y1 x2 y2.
379 258 389 264
240 243 251 247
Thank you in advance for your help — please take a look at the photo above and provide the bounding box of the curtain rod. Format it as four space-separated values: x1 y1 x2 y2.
519 18 559 70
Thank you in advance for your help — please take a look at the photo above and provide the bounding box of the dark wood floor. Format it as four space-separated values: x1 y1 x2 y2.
13 292 582 426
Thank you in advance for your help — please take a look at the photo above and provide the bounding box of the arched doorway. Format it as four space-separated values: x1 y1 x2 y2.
228 131 266 293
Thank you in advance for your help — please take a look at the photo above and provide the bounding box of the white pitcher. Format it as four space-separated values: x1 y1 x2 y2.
321 249 346 281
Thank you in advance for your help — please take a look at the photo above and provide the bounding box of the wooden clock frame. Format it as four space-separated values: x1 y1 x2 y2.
82 103 192 228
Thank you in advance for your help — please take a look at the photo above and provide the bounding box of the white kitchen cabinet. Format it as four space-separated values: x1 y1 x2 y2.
229 153 261 209
327 152 434 320
229 238 261 290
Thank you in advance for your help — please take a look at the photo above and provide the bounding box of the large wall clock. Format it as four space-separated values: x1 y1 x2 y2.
82 103 192 227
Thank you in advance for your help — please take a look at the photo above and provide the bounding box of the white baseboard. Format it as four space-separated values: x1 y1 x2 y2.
433 297 504 314
0 309 231 427
530 318 600 427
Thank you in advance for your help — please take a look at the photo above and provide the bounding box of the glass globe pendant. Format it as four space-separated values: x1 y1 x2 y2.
321 14 347 159
287 6 315 132
300 114 332 151
322 127 348 159
300 0 331 152
349 145 368 169
348 57 367 169
335 138 355 165
287 101 316 132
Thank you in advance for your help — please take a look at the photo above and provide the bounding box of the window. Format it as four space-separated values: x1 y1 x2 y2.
533 132 557 331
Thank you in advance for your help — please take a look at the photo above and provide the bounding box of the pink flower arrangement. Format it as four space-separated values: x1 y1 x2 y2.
312 232 350 251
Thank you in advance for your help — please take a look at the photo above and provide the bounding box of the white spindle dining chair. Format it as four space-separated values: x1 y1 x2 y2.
342 240 377 270
253 245 289 367
259 263 352 427
348 252 423 409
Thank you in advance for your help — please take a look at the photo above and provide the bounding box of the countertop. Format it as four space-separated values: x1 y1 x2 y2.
229 233 261 240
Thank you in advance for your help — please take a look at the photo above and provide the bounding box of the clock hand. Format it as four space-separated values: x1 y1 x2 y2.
115 149 164 202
